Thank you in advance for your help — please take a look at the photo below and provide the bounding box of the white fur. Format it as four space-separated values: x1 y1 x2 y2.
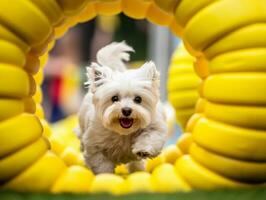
96 41 134 72
77 42 167 174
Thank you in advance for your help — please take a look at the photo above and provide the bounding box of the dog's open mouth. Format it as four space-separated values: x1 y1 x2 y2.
119 118 133 129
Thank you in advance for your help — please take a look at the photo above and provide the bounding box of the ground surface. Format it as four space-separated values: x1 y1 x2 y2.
1 189 266 200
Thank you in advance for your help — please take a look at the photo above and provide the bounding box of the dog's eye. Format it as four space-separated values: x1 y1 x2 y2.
111 95 119 102
134 96 142 104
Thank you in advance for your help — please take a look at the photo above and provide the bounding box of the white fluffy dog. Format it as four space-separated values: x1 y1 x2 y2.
76 42 167 174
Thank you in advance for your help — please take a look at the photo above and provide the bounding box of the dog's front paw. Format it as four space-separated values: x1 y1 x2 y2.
135 151 151 159
132 145 158 159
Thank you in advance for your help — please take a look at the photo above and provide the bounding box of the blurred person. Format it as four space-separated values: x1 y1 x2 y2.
43 27 84 122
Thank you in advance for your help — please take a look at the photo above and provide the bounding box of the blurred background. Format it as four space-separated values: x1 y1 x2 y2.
43 14 181 144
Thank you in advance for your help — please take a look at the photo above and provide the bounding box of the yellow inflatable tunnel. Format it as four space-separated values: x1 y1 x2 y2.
0 0 265 194
168 43 201 129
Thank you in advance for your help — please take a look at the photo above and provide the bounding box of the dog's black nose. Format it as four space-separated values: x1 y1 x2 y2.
122 107 132 117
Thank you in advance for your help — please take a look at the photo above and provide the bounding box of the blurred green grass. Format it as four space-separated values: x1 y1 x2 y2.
1 189 266 200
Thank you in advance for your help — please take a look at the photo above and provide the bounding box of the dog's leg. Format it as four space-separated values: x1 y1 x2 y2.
127 160 145 173
132 125 167 159
84 151 115 174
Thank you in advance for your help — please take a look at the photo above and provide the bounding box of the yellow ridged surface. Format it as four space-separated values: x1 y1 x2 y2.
122 0 152 19
50 137 66 156
90 174 124 194
195 98 205 113
0 0 265 193
0 25 30 53
41 120 52 137
24 53 40 74
193 117 266 161
204 100 266 129
95 0 122 16
75 3 96 23
0 99 24 121
0 64 33 98
146 3 174 26
162 145 183 164
31 30 55 56
0 0 52 46
194 56 210 78
208 48 266 74
176 155 250 189
54 21 71 39
188 2 266 181
124 172 153 193
190 143 266 183
34 70 44 85
60 147 84 166
47 41 55 52
35 104 45 119
169 64 194 74
56 0 89 16
170 20 183 36
167 43 200 129
23 98 36 114
115 164 129 176
175 0 217 27
183 0 266 52
0 114 43 157
168 90 199 109
3 151 66 192
175 108 195 129
168 76 200 92
205 23 266 59
0 40 25 66
185 113 203 132
52 165 94 193
151 163 190 192
30 0 65 26
176 133 193 154
154 0 179 14
146 154 165 173
33 86 43 104
40 53 49 68
0 137 49 182
50 116 81 157
202 73 266 105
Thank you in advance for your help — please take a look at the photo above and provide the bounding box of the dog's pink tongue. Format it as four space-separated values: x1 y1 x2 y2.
120 118 133 129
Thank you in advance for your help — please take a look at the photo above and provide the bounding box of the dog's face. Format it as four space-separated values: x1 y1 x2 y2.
88 62 160 135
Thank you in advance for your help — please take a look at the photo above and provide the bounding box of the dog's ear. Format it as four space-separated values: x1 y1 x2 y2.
85 62 112 93
139 61 160 87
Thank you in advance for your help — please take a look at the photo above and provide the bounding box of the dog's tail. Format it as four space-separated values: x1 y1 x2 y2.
96 41 134 72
